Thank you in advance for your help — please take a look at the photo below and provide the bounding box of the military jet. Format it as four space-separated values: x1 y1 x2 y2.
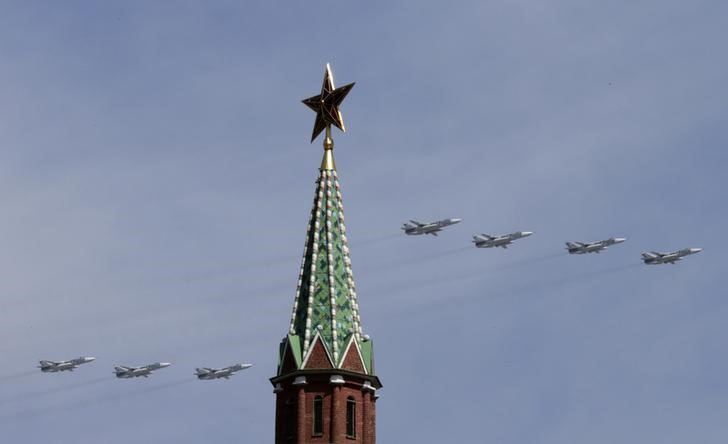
195 363 253 380
473 231 533 248
114 362 171 378
38 357 95 372
566 238 626 254
402 218 462 236
641 248 702 265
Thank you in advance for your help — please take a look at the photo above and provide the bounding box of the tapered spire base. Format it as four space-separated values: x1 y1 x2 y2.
320 126 336 170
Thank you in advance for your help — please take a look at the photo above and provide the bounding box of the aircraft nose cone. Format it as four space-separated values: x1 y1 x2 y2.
522 231 533 237
451 218 462 224
160 363 172 368
86 357 96 362
614 238 626 243
691 248 703 253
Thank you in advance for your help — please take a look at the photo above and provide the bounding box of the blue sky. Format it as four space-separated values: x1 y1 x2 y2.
0 1 727 442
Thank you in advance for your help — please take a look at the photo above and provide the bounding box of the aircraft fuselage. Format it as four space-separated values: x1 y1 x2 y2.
642 248 702 265
474 231 533 248
115 362 171 378
39 357 95 372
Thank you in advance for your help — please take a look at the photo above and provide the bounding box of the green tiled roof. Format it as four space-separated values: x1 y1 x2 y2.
279 162 373 374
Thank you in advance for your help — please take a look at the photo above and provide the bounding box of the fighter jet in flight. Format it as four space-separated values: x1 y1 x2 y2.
402 218 462 236
566 237 626 254
38 357 95 372
114 362 171 378
641 248 702 265
195 363 253 380
473 231 533 248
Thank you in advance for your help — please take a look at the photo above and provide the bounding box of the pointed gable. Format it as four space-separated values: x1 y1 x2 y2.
278 334 303 375
302 335 334 370
339 336 367 374
279 342 299 375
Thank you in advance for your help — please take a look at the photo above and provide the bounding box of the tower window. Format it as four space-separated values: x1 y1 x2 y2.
284 397 296 443
346 396 356 438
313 395 324 436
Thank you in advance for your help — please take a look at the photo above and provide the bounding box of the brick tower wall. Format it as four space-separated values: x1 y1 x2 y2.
274 375 376 444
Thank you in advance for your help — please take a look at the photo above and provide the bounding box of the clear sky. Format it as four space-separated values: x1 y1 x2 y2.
1 1 727 442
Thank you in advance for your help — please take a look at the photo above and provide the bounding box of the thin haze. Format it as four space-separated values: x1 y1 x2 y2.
1 1 727 443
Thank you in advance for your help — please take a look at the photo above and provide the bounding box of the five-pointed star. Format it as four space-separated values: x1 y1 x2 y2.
302 64 355 143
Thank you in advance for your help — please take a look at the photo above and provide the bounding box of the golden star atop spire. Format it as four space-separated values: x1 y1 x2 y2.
302 63 355 144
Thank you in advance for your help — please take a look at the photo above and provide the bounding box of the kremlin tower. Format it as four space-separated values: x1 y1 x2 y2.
270 65 382 444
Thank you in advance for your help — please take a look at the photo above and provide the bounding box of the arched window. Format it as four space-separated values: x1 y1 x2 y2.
346 396 356 438
313 395 324 436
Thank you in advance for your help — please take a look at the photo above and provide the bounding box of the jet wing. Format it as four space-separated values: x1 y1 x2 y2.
409 220 424 227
